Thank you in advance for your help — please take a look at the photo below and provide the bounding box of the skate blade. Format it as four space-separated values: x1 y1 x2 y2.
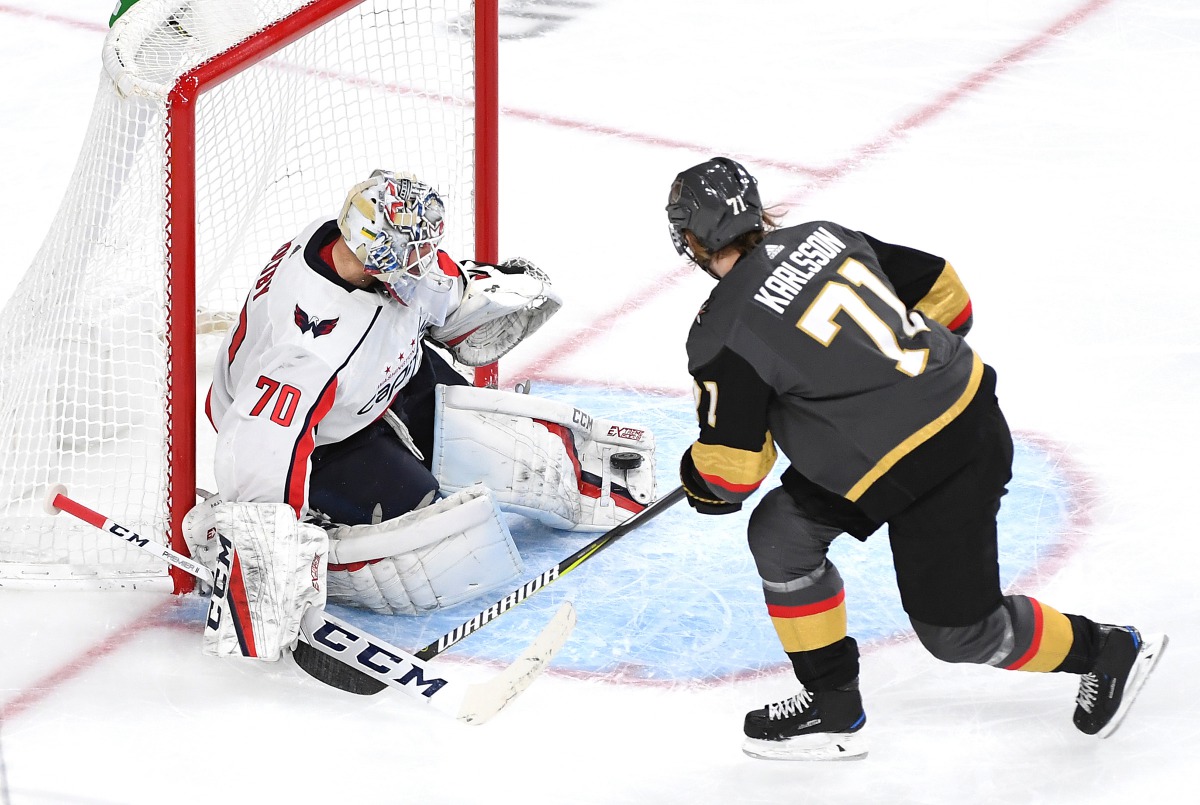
1097 632 1168 739
742 729 867 761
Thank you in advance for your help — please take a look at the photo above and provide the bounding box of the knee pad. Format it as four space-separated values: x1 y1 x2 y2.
911 603 1016 666
748 487 843 583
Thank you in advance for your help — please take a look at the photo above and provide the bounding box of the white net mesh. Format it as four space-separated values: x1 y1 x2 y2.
0 0 480 588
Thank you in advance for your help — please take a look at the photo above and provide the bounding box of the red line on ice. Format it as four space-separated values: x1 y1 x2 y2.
508 0 1117 385
0 598 177 722
0 0 1114 703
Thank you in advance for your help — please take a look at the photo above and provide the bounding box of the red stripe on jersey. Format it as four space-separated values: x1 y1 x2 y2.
698 468 764 496
226 549 259 658
285 379 339 518
226 302 249 364
205 387 214 429
948 300 973 332
1005 597 1046 670
766 589 846 619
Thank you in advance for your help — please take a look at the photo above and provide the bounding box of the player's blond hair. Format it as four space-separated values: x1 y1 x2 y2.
689 209 783 266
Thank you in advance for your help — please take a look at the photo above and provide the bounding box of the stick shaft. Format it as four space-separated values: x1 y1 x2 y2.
416 485 685 661
49 486 572 723
50 491 214 584
48 488 491 721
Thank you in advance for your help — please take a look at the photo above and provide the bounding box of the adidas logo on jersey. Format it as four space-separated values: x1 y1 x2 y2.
753 227 848 315
764 244 784 259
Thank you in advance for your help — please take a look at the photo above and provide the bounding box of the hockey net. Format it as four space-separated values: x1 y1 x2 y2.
0 0 497 591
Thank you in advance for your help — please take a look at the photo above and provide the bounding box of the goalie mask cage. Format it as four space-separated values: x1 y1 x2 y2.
0 0 499 592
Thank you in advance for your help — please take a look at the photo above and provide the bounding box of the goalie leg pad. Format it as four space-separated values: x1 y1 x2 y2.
326 485 523 615
430 385 657 532
204 502 328 662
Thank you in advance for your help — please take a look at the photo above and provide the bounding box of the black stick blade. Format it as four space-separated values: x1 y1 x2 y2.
292 639 386 695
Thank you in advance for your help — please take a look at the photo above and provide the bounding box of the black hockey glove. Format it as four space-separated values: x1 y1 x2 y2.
680 448 742 515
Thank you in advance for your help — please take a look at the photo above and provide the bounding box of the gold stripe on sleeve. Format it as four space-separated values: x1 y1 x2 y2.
913 262 971 328
692 434 778 491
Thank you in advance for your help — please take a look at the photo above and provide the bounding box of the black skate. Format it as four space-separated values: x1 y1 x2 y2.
1073 625 1167 738
742 684 867 760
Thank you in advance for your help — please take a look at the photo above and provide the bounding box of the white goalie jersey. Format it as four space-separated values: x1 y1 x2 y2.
209 219 562 516
208 218 462 514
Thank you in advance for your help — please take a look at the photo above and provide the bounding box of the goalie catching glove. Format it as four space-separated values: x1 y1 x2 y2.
427 257 562 366
431 385 657 532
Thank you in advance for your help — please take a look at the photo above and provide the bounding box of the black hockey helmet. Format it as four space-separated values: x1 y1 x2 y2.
666 157 763 261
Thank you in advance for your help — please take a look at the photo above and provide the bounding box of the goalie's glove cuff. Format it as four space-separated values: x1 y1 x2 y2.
680 448 742 515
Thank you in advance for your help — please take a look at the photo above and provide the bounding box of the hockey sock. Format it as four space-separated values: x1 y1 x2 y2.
1052 615 1104 674
786 636 860 691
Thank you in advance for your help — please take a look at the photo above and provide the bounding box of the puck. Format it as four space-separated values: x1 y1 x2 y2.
609 451 643 471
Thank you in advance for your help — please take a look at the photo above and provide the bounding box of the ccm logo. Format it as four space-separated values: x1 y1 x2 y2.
607 425 645 441
308 621 448 697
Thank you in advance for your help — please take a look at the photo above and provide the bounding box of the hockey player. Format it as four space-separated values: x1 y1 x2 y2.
665 157 1167 760
186 169 656 663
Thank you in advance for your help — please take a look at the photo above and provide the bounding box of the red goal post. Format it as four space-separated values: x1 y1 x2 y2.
0 0 499 592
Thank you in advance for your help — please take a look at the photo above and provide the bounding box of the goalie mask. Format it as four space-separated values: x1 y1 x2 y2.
666 157 763 267
338 170 451 303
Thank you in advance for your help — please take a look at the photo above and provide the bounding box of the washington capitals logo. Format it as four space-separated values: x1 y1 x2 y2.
294 305 339 337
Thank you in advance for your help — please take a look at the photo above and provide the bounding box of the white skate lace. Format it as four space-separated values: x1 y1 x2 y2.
768 688 813 720
1076 672 1099 713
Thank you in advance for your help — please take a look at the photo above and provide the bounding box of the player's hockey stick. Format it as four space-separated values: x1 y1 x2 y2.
308 485 686 696
415 484 686 661
44 485 574 725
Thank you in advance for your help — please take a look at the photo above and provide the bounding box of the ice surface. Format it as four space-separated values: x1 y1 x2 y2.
2 1 1197 803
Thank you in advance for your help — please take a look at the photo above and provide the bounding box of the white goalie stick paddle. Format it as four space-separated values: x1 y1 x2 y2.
43 484 575 725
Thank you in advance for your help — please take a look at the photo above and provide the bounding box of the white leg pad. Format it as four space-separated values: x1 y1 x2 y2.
430 385 657 532
204 502 328 662
325 485 523 615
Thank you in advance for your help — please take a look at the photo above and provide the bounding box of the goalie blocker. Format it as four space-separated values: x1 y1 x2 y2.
191 501 328 661
431 385 657 532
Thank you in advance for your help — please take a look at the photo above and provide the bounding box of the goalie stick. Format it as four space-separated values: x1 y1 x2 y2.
292 485 686 696
43 485 574 725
